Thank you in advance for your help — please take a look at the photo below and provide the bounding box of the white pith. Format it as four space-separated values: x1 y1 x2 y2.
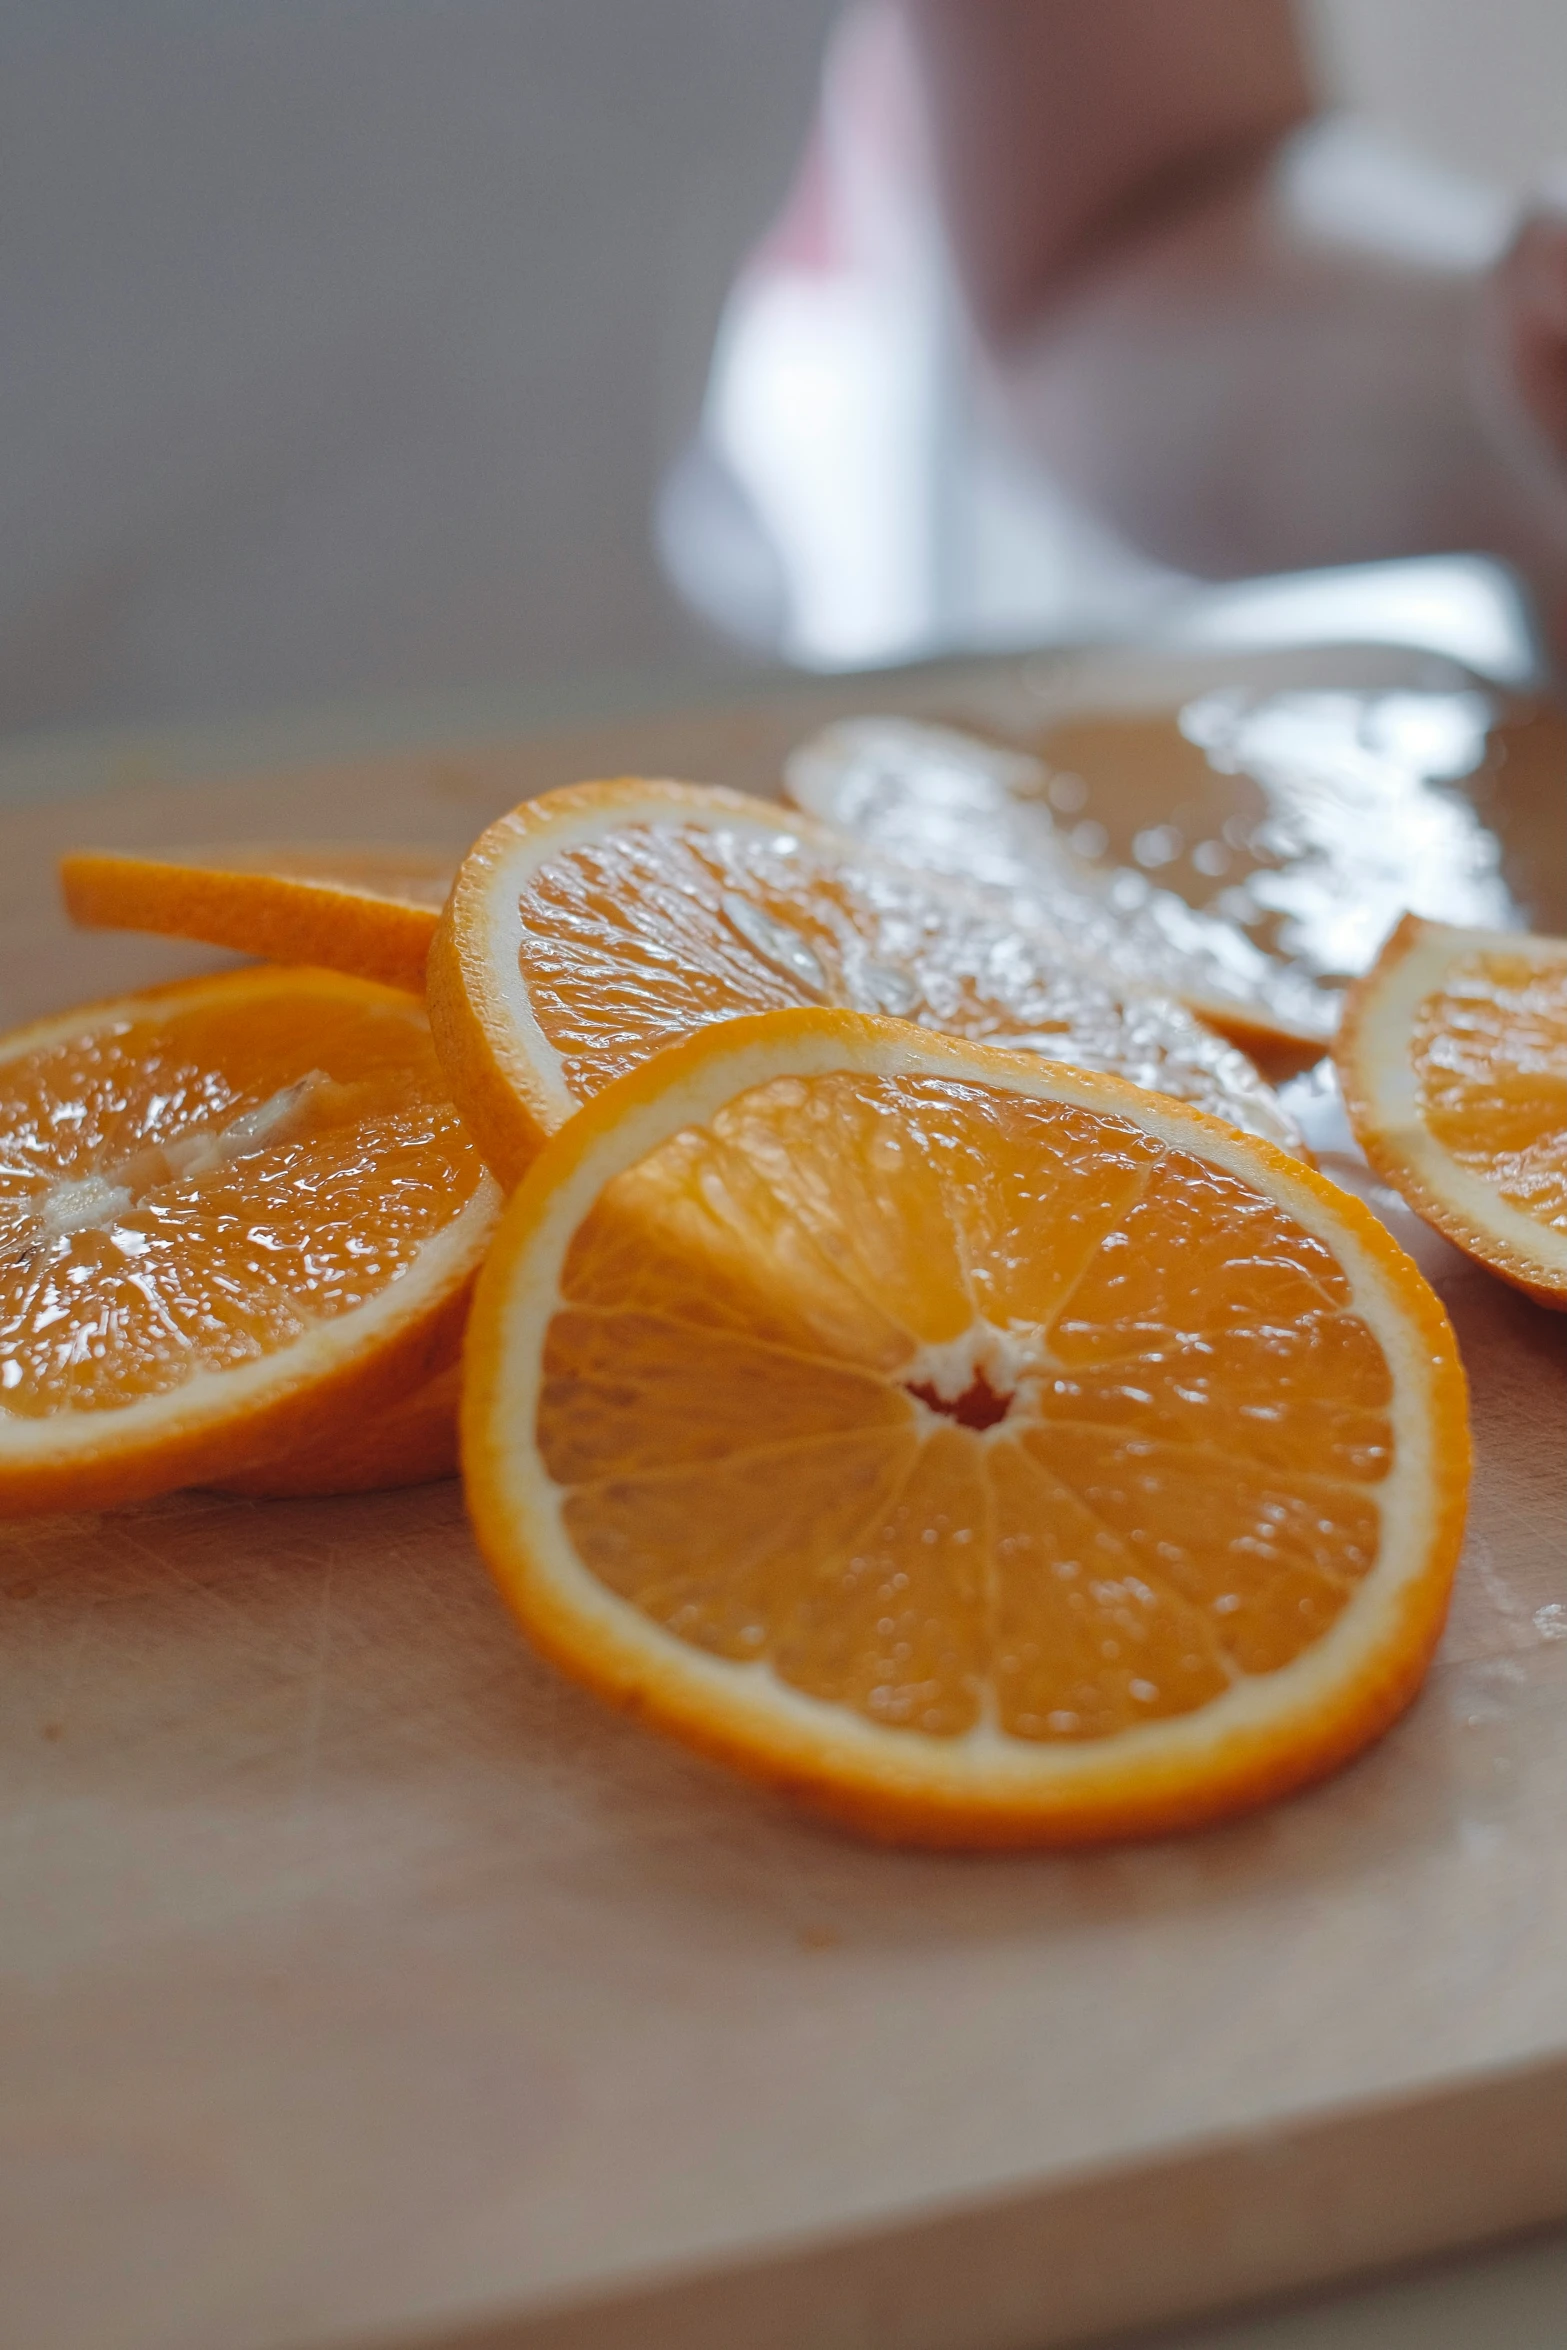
32 1073 333 1241
473 1022 1458 1802
896 1321 1046 1427
1345 920 1567 1282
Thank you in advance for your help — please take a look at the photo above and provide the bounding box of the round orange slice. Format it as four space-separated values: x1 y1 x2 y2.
463 1007 1469 1847
784 717 1339 1050
426 777 1302 1188
1337 914 1567 1307
0 966 499 1514
61 843 455 993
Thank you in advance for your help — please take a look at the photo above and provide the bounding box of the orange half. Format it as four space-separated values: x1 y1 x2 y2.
0 965 498 1513
1337 914 1567 1306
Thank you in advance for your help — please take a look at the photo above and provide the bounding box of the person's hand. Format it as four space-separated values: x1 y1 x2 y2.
1493 197 1567 468
1478 191 1567 661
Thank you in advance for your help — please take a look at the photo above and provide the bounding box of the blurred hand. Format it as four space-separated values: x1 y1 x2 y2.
1491 198 1567 470
1479 194 1567 659
899 1 1567 670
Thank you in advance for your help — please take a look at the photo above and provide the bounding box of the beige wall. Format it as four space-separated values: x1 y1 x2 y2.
1309 0 1567 191
0 3 1560 734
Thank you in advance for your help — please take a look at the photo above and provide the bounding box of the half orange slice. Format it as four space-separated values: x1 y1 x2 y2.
1336 915 1567 1306
0 966 498 1513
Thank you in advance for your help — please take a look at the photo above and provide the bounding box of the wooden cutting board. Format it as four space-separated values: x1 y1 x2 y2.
1 651 1564 2350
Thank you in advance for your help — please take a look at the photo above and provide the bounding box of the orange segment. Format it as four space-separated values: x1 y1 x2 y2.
765 1425 991 1736
0 967 498 1513
463 1008 1469 1847
61 844 455 992
426 777 1303 1187
561 1428 921 1667
1045 1149 1351 1359
1336 915 1567 1306
987 1436 1231 1737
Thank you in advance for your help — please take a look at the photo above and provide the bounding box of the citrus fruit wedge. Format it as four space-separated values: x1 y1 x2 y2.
426 776 1302 1189
784 717 1339 1050
0 966 499 1514
1336 914 1567 1307
463 1007 1469 1847
61 843 456 993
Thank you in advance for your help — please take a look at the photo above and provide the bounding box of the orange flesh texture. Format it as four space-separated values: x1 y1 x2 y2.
0 980 482 1424
781 720 1339 1049
508 813 1300 1154
539 1071 1392 1745
1412 948 1567 1234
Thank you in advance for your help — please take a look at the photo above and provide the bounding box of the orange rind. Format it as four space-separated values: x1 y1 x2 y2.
210 1355 462 1498
61 842 455 993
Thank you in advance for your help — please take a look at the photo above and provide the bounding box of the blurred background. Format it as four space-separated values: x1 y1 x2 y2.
2 0 1564 735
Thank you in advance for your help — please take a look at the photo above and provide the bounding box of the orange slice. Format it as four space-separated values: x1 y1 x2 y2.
784 717 1339 1049
0 966 499 1514
1337 915 1567 1307
463 1008 1469 1847
426 777 1302 1188
61 843 455 993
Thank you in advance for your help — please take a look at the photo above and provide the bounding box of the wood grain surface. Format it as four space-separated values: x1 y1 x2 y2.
1 652 1563 2350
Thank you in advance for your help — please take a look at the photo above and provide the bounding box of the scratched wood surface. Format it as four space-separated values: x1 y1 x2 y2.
0 650 1564 2350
